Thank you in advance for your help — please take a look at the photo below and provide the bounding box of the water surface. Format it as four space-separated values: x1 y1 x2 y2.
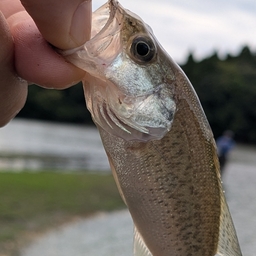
0 119 109 171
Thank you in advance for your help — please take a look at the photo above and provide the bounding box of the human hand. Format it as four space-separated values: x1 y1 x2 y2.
0 0 91 126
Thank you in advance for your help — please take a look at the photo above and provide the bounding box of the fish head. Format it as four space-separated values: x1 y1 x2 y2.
62 0 177 142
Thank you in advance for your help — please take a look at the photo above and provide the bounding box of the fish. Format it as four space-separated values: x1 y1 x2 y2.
60 0 242 255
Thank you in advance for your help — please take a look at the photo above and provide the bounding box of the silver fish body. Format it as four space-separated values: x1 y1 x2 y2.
61 1 242 255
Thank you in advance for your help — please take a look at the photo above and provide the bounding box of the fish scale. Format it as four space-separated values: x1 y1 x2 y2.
60 0 242 255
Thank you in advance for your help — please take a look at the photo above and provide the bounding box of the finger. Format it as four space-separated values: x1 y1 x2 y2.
9 12 85 88
20 0 92 50
0 12 27 127
0 0 24 18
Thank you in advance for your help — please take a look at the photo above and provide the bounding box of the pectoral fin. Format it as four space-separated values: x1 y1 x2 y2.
134 226 153 256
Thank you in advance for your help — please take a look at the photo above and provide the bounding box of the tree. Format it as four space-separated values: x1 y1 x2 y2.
181 46 256 144
17 82 93 124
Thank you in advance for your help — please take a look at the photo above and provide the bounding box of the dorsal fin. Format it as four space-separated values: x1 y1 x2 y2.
134 226 153 256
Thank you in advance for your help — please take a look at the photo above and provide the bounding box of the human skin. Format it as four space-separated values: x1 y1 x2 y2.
0 0 91 126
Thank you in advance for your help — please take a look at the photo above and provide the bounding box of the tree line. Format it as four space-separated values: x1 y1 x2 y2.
181 46 256 144
17 45 256 144
17 82 93 125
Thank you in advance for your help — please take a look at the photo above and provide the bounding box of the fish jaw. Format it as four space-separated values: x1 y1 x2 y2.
61 1 122 75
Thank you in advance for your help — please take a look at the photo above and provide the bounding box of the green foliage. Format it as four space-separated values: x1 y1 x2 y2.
17 82 93 124
181 46 256 144
0 172 123 219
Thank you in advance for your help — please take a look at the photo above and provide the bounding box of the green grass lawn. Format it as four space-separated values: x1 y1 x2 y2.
0 171 125 255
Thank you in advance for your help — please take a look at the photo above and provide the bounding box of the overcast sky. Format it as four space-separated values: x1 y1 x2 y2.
92 0 256 63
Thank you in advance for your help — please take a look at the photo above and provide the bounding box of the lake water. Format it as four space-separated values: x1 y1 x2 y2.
0 119 109 172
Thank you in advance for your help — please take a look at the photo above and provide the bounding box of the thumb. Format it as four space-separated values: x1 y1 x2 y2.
0 12 27 127
20 0 92 50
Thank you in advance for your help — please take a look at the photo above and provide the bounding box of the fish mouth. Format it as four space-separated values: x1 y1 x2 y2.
60 0 123 76
61 0 177 142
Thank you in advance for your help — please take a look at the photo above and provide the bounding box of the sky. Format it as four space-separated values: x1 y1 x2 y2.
92 0 256 63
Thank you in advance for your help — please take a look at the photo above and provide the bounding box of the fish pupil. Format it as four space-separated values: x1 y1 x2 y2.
131 36 156 63
136 42 150 57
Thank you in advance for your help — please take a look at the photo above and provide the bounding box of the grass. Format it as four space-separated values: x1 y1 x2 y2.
0 171 125 256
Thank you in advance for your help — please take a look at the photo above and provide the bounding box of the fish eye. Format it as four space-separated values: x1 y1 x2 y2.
131 36 156 63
